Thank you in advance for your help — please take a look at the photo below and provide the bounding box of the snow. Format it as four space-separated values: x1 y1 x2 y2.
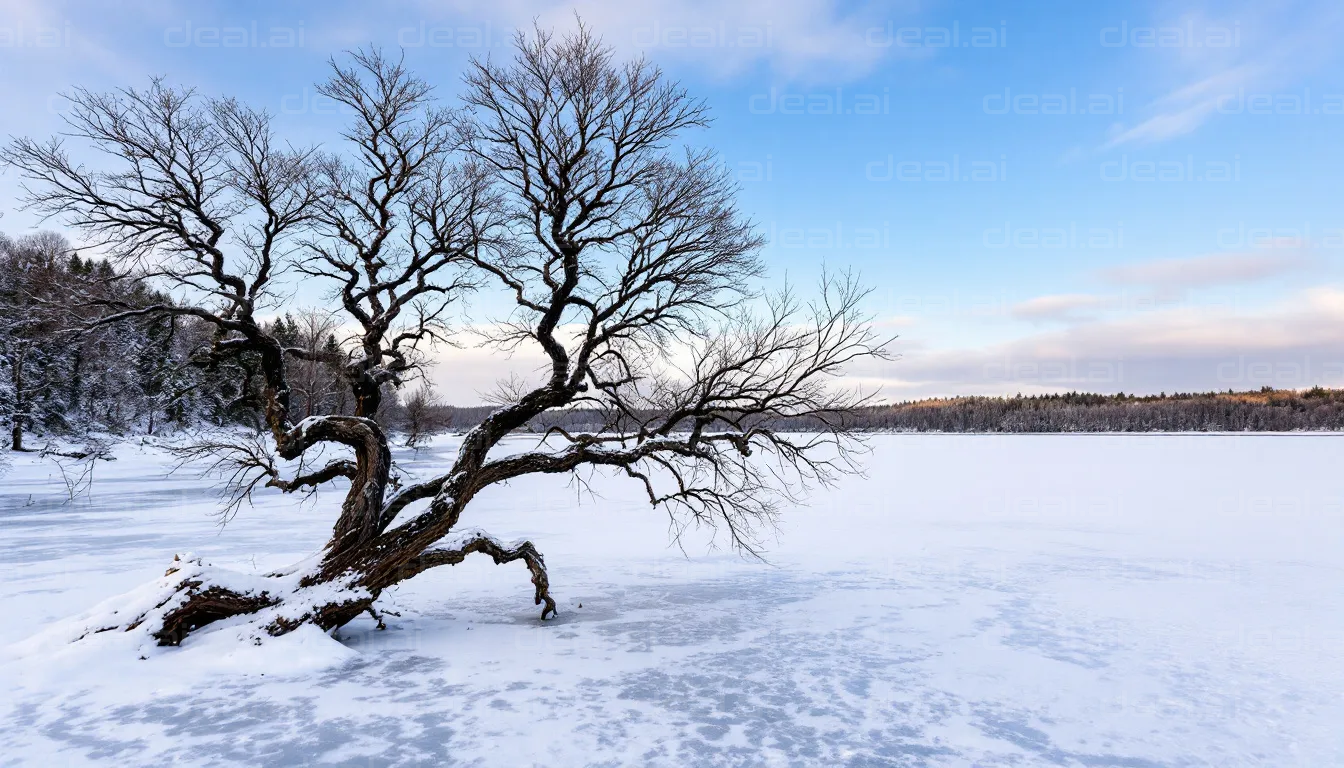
2 433 1342 765
434 526 529 553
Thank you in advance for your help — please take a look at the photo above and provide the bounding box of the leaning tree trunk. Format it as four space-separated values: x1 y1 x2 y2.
132 408 555 647
152 417 394 643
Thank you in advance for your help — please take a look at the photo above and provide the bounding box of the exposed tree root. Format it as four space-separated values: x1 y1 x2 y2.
129 533 555 647
152 583 281 646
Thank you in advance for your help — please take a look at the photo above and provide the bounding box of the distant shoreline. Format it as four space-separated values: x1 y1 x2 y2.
420 388 1344 435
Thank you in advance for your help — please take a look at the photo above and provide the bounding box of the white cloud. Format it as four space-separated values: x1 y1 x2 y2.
1104 63 1263 147
1098 252 1311 290
861 286 1344 398
428 342 551 406
423 0 921 81
1010 294 1104 322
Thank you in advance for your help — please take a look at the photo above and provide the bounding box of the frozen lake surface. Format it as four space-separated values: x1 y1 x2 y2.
2 434 1342 766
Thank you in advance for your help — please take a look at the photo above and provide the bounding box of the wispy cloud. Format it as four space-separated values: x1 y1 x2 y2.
422 0 922 81
1011 294 1105 322
859 286 1344 398
1006 250 1312 326
1103 1 1344 148
1104 63 1263 147
1098 251 1311 290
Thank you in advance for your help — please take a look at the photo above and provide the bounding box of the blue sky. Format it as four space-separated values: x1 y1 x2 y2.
3 0 1344 403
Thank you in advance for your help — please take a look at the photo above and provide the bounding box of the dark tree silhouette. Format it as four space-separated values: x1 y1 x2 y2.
3 26 887 647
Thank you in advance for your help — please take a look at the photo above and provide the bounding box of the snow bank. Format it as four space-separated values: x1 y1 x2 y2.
4 552 363 671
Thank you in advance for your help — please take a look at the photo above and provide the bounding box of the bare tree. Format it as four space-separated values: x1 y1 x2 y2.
287 310 345 418
400 381 443 450
3 26 888 647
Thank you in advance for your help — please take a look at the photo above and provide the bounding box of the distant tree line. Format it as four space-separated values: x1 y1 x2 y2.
806 389 1344 433
408 388 1344 434
1 231 245 449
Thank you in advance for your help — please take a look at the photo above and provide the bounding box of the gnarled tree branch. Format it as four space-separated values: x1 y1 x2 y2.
402 528 557 619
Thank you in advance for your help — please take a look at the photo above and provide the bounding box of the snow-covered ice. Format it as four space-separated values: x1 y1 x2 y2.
1 434 1342 766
